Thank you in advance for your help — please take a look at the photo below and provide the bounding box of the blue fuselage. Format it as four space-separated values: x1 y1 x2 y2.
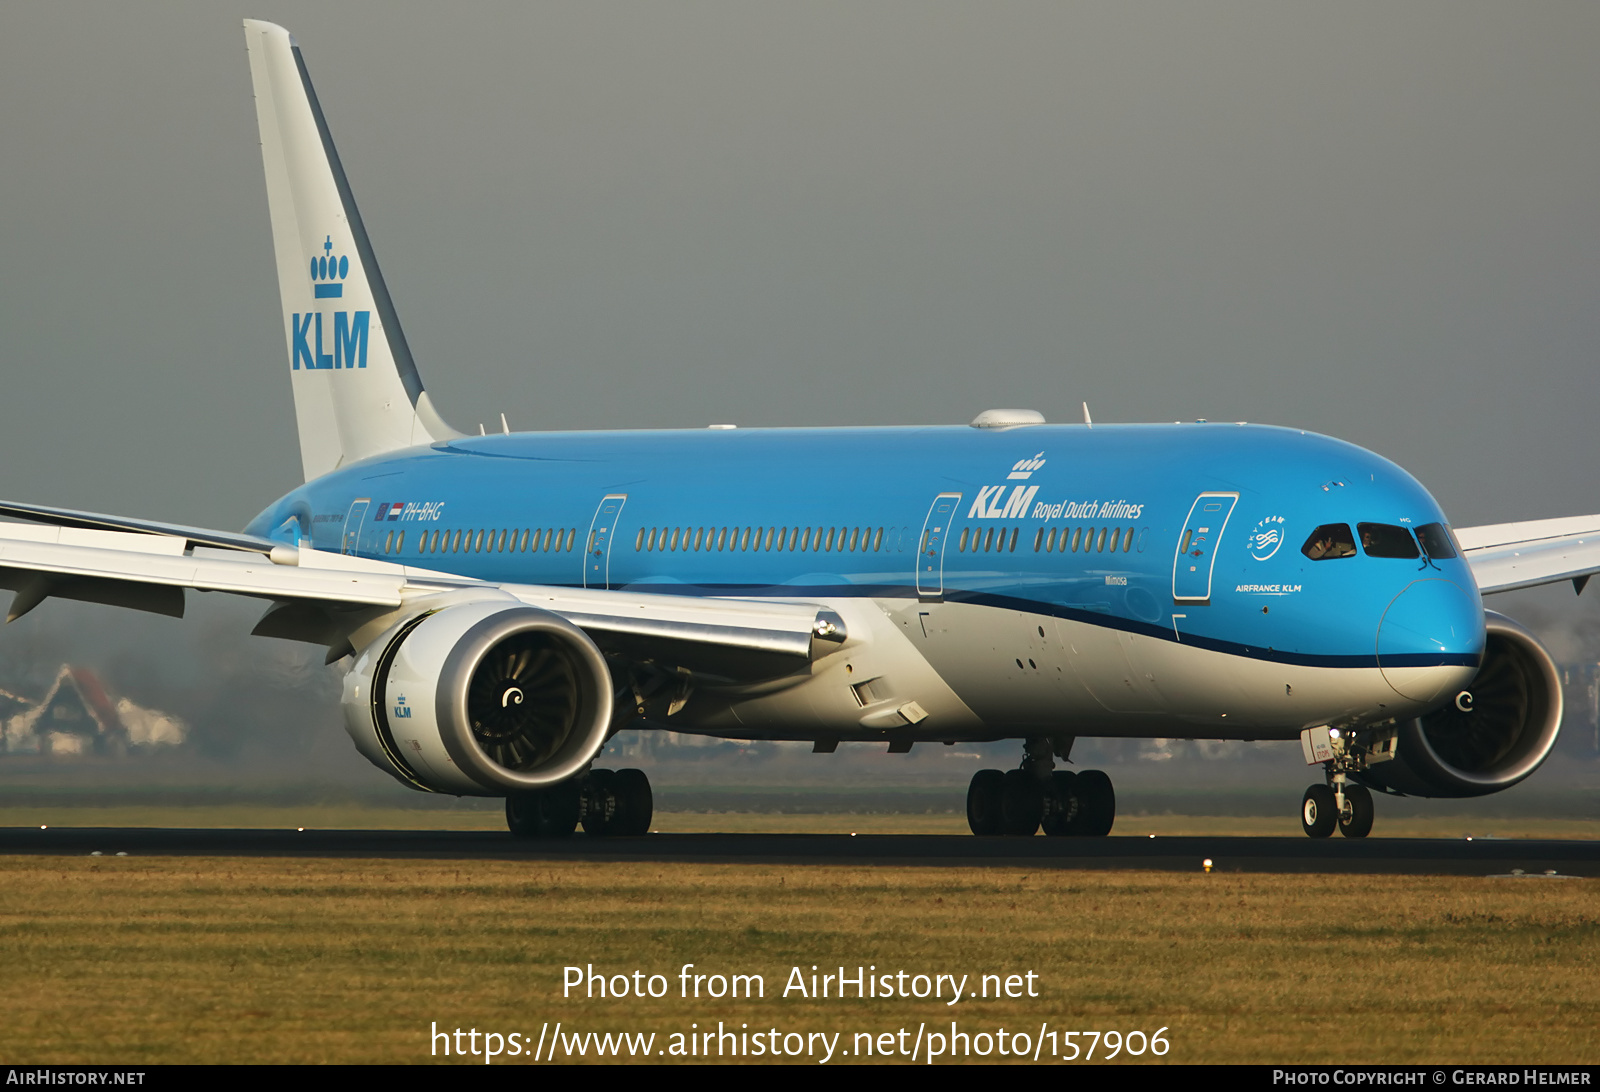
246 422 1484 689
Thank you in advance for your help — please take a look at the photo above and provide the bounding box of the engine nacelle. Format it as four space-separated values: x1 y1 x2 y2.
1355 611 1562 798
342 601 614 796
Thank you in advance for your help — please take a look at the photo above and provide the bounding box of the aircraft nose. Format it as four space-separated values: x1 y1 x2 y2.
1376 578 1485 704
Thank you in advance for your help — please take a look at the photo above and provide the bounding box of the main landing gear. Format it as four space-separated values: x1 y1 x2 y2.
966 737 1114 836
506 767 653 838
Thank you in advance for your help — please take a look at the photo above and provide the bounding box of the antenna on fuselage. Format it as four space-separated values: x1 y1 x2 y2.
500 413 510 435
1082 402 1093 428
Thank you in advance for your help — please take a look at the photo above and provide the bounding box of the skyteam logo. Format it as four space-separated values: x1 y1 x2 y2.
1247 515 1287 561
291 234 369 371
1008 452 1046 480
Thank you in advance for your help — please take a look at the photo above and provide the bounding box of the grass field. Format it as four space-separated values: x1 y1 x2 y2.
0 853 1595 1064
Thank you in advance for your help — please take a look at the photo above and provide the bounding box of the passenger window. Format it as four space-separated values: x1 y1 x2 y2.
958 528 970 552
1301 524 1357 560
1109 527 1121 553
1415 522 1458 560
1123 525 1133 553
1008 528 1019 552
1357 523 1419 559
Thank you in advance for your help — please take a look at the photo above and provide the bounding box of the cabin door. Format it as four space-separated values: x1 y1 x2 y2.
583 494 628 589
341 498 370 555
915 492 962 601
1171 492 1239 603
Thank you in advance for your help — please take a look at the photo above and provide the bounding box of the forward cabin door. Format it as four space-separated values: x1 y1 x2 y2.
584 494 628 589
1172 492 1239 603
341 498 371 555
916 492 962 601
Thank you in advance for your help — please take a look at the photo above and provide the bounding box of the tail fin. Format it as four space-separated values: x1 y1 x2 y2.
243 20 459 481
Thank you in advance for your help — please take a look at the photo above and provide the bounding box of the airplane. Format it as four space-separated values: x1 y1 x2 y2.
0 18 1596 841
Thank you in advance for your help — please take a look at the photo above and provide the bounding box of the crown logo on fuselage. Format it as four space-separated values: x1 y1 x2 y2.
310 235 349 298
1007 453 1046 480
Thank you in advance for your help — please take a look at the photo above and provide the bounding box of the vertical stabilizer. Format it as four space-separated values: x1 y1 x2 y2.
244 20 459 482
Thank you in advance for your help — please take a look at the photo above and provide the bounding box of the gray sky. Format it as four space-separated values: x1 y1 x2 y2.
0 3 1597 795
1 2 1596 534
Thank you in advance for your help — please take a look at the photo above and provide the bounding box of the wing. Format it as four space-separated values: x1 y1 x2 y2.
1456 515 1600 595
0 507 844 677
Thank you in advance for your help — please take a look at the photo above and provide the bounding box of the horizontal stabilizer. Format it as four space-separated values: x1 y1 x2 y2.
0 498 281 556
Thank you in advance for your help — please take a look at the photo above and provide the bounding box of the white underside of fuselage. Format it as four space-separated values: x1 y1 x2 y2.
672 597 1473 743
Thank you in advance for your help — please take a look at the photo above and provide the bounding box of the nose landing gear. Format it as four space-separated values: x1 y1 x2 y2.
1300 780 1374 838
967 736 1114 836
1298 725 1385 838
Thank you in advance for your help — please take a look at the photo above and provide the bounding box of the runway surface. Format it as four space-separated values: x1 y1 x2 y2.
2 826 1597 874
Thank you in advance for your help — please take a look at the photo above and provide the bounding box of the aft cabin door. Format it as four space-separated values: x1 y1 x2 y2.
916 492 962 601
583 494 628 590
1172 492 1238 603
341 498 370 555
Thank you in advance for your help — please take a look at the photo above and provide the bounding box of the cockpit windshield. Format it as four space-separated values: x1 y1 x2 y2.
1302 524 1357 561
1415 522 1458 560
1357 523 1420 559
1300 520 1457 563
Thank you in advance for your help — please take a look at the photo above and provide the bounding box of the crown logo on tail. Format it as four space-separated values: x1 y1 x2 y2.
311 235 349 298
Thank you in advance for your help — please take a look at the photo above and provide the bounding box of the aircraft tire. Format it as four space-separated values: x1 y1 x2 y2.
581 768 618 836
1301 784 1337 838
611 768 654 836
505 781 581 838
1040 770 1080 836
1000 768 1043 836
1338 783 1373 839
1073 769 1116 836
966 769 1005 836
